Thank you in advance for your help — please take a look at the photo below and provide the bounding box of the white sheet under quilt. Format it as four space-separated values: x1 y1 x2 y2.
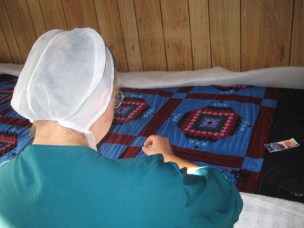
1 63 304 227
236 193 304 227
117 66 304 90
1 63 304 89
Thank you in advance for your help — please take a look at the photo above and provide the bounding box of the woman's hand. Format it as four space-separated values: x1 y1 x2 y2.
142 135 174 158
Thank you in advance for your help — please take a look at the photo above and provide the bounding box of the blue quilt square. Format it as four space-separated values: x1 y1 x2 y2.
242 157 264 172
99 143 127 159
130 136 147 147
158 98 260 157
110 92 169 136
261 99 277 108
171 92 187 99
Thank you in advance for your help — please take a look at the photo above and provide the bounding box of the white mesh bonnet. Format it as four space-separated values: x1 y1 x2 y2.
11 28 114 150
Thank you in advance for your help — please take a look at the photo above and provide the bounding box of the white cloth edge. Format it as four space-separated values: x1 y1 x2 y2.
1 63 304 89
0 63 24 76
117 66 304 89
236 192 304 227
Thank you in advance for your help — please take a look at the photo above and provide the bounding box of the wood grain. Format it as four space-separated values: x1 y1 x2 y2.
189 0 211 69
290 0 304 66
4 0 37 62
0 0 303 70
242 0 294 70
39 0 67 30
62 0 99 31
117 0 143 71
161 0 193 71
27 0 46 37
0 0 22 63
209 0 241 71
134 0 167 71
0 24 12 63
95 0 128 72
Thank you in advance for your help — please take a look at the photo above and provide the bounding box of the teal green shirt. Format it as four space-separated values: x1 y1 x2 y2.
0 145 242 227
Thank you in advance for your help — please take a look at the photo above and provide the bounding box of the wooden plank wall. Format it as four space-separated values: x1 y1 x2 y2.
0 0 303 72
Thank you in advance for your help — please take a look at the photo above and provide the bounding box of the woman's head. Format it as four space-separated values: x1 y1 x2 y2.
11 28 115 150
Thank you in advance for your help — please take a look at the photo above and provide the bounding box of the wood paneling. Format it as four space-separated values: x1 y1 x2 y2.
117 0 143 71
0 0 302 70
161 0 193 71
39 0 67 30
134 0 167 71
3 0 37 62
242 0 294 71
0 0 22 63
189 0 211 70
291 0 304 66
27 0 46 37
0 24 12 63
95 0 128 72
62 0 99 31
209 0 241 71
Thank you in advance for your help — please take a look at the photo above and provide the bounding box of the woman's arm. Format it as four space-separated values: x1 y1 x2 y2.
142 135 199 170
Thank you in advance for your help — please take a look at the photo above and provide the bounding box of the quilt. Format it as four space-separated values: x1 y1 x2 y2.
100 85 280 193
0 74 280 193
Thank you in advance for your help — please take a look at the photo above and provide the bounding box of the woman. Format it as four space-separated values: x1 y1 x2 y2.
0 28 242 227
